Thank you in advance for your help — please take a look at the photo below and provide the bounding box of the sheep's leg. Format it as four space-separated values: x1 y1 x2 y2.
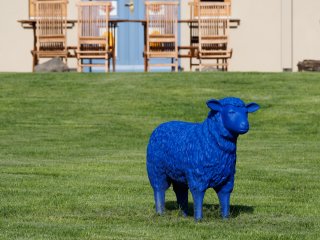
152 176 169 215
154 190 166 215
147 154 169 215
215 176 234 219
191 190 205 221
172 181 189 217
217 191 231 219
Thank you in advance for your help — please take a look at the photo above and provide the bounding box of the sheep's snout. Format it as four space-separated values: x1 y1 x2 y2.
221 106 250 135
238 121 249 134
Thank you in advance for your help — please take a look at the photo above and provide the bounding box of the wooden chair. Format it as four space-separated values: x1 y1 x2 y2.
32 0 68 72
197 2 232 71
144 1 179 72
76 1 113 72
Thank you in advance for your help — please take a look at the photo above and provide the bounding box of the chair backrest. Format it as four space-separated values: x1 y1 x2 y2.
77 2 110 50
145 1 179 52
198 2 230 52
191 0 231 18
34 0 68 51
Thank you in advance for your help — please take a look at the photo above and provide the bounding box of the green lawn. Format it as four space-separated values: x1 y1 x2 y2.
0 72 319 240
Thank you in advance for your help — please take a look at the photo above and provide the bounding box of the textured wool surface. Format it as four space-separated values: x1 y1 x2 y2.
147 97 258 194
147 113 236 193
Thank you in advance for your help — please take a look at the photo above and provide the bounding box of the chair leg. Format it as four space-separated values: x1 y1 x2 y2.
189 49 193 71
107 51 111 72
171 58 174 72
112 59 115 72
112 50 116 72
32 53 39 72
77 57 81 73
175 58 178 72
105 55 109 73
144 55 148 72
32 55 36 72
64 56 68 71
146 58 150 72
77 58 79 72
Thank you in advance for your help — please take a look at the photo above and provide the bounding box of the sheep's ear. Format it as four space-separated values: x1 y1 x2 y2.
207 99 222 112
246 102 260 113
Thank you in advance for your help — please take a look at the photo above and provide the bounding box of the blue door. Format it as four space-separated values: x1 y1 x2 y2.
87 0 180 72
116 0 145 71
85 0 144 72
116 0 181 72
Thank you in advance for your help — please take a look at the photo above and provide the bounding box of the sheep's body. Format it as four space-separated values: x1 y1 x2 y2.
147 119 236 193
146 97 260 220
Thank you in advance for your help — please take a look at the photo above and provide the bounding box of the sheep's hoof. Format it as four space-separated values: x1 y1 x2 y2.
194 218 203 223
156 210 164 216
221 215 229 220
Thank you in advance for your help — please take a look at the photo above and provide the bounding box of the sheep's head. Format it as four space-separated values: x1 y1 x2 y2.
207 97 260 137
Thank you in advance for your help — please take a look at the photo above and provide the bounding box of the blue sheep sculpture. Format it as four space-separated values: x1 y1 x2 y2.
146 97 260 221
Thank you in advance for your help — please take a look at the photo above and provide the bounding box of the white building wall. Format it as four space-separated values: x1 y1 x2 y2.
1 0 320 72
293 1 320 71
226 0 320 72
0 1 32 72
281 0 293 71
228 0 282 72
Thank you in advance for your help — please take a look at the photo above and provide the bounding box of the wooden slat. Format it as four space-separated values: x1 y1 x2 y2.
148 63 177 67
144 1 179 72
190 1 231 18
147 52 178 56
77 50 109 54
78 64 107 66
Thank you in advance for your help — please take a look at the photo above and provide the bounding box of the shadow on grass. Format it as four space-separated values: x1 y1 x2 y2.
165 201 254 219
